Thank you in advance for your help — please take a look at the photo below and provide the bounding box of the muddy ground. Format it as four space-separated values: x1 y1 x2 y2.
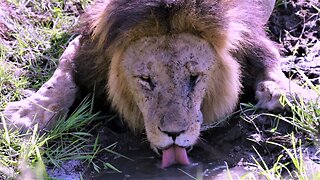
270 0 320 81
81 116 294 179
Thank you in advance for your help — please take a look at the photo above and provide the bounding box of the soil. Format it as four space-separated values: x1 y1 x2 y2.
79 110 298 179
268 0 320 83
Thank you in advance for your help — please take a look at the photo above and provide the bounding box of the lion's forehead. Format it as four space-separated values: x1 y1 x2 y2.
122 33 216 76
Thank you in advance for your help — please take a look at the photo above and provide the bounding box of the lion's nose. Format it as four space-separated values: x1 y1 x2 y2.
158 127 185 141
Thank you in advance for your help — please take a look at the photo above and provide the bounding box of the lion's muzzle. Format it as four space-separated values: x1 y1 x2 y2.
158 124 191 168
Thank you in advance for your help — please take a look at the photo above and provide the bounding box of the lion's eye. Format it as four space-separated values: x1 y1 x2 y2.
189 74 200 89
138 76 155 91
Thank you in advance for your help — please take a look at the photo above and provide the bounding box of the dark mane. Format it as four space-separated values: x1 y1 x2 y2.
73 0 270 114
80 0 231 49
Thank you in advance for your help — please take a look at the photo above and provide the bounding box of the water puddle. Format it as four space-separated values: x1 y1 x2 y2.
89 122 257 179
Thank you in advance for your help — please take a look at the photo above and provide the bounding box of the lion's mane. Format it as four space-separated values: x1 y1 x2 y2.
73 0 276 132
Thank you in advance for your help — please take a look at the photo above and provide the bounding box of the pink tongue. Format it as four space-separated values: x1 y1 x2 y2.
162 145 190 168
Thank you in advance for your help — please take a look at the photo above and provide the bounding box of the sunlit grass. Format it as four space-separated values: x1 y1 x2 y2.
0 97 104 179
0 63 28 111
240 133 320 180
0 0 108 178
1 0 88 89
238 72 320 179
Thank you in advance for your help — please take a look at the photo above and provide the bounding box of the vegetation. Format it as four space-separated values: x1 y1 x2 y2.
239 87 320 179
0 0 87 110
0 97 106 179
0 0 99 179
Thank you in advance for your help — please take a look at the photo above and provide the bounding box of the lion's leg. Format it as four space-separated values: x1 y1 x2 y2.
246 35 319 111
3 36 81 131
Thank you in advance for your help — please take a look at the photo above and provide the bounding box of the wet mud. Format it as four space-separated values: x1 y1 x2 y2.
268 0 320 82
89 124 248 179
83 114 290 179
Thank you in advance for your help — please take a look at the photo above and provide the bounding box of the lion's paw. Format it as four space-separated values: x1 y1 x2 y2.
3 95 64 132
255 81 286 112
255 80 319 112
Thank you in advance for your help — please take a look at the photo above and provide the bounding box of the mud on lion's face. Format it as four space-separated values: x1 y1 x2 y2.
122 33 216 168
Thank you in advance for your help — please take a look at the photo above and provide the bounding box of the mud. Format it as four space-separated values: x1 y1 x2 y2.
87 120 250 179
268 0 320 82
81 112 292 179
48 160 83 180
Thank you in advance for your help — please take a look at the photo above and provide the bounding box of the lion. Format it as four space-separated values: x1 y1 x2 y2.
3 0 319 168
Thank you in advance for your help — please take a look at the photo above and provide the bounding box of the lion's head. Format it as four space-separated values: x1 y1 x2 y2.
107 33 241 167
82 0 246 167
121 34 213 149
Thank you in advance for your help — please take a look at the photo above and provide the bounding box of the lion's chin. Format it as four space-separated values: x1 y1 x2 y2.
161 145 190 168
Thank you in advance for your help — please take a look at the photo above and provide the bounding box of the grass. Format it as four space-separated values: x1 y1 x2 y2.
0 96 103 179
238 0 320 176
0 0 83 111
0 0 110 178
238 78 320 179
0 64 28 110
1 1 125 178
240 133 320 180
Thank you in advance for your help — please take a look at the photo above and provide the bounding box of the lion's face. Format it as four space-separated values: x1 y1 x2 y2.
121 33 215 149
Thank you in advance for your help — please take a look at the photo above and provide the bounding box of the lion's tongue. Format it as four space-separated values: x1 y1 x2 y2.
162 145 190 168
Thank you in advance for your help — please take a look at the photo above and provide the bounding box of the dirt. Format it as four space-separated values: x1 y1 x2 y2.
268 0 320 83
80 108 296 179
85 120 249 179
48 160 83 180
